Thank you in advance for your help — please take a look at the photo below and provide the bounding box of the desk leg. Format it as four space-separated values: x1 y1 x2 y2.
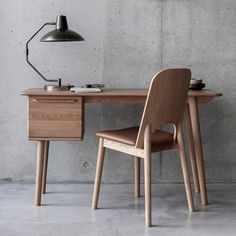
42 141 49 194
189 97 208 205
134 156 141 197
35 141 45 206
185 105 200 193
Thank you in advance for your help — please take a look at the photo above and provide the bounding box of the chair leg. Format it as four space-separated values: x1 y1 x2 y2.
177 125 195 212
92 138 105 209
35 141 45 206
134 156 141 197
42 141 49 194
144 125 152 227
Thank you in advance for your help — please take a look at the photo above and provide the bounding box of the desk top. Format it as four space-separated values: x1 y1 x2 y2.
21 88 148 97
21 88 222 97
21 88 222 104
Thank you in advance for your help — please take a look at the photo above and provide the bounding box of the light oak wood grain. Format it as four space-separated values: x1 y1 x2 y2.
189 96 208 205
28 120 83 138
28 96 83 139
134 156 141 197
92 69 195 227
29 97 82 109
21 89 222 104
185 105 200 193
35 141 45 206
136 69 191 148
144 125 152 227
21 79 222 208
177 124 194 212
28 137 82 141
41 141 49 194
103 139 144 158
92 138 105 210
29 109 82 121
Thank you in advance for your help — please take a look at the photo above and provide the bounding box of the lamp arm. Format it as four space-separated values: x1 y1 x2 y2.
26 22 58 83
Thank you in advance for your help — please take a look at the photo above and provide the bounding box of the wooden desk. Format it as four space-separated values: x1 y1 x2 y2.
22 88 220 104
21 88 222 206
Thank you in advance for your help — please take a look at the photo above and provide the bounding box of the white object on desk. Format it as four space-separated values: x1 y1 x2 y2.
70 87 101 93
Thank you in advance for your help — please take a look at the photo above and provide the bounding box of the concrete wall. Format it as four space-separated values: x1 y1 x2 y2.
0 0 235 183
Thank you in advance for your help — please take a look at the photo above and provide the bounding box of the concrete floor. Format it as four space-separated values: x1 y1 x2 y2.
0 183 235 236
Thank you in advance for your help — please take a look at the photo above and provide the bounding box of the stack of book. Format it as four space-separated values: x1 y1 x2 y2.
70 84 104 93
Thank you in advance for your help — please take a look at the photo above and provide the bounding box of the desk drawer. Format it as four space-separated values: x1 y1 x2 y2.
28 96 83 139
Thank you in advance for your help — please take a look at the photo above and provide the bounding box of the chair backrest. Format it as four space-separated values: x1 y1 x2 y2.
135 68 191 148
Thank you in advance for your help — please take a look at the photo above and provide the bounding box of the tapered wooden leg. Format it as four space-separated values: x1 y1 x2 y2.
42 141 49 194
92 138 105 209
144 125 152 227
185 105 200 193
35 141 45 206
189 97 208 205
134 156 141 197
177 124 195 212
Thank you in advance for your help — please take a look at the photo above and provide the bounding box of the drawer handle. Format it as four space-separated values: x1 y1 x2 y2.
33 98 79 103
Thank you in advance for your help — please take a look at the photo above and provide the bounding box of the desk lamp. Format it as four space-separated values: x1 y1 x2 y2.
26 15 84 91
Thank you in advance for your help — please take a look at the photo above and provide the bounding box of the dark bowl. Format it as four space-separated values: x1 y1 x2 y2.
189 83 205 90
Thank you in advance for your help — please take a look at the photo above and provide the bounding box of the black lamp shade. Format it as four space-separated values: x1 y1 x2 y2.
40 15 84 42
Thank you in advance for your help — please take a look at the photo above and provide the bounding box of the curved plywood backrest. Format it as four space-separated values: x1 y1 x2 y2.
135 68 191 148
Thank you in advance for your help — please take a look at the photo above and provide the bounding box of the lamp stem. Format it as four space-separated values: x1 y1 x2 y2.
26 22 58 83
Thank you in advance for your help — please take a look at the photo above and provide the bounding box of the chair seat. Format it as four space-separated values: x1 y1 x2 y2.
96 127 175 148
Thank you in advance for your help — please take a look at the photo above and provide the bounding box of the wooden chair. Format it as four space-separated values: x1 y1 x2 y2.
91 68 194 227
